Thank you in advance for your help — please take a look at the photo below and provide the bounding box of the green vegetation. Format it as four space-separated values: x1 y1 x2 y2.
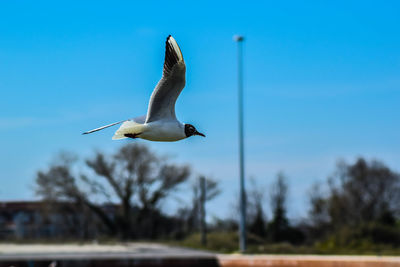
172 231 400 255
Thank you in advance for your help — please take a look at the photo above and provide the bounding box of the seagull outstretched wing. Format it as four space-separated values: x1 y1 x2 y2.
145 35 186 123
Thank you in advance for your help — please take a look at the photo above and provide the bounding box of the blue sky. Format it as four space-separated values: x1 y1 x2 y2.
1 1 399 220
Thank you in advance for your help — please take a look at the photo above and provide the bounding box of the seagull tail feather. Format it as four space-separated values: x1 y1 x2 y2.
111 133 127 140
82 120 126 135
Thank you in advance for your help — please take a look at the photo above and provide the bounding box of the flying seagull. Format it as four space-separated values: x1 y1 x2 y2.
83 35 205 142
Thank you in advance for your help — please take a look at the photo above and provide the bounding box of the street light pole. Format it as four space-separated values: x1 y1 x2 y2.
233 35 246 252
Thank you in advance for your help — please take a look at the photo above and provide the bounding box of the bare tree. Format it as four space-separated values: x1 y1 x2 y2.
308 158 400 245
35 143 190 239
267 172 290 242
247 178 267 238
228 177 267 238
311 158 400 226
307 183 330 239
182 177 220 234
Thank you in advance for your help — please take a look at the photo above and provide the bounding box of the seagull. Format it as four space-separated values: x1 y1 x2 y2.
83 35 205 142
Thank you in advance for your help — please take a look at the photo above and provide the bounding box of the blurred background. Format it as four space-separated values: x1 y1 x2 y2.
1 0 400 255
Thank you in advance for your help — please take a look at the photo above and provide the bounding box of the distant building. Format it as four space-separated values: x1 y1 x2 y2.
0 201 119 240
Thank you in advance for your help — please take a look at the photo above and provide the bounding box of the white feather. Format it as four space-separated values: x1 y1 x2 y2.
112 120 145 140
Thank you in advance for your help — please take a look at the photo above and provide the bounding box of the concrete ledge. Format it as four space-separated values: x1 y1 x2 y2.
0 258 219 267
0 243 218 267
1 244 400 267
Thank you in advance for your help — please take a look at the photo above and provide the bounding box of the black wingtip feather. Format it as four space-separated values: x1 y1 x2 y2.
163 35 181 75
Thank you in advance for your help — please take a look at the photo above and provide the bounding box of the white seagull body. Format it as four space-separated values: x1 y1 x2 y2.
83 35 205 141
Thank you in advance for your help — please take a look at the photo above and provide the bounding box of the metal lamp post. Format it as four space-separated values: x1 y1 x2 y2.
233 34 246 252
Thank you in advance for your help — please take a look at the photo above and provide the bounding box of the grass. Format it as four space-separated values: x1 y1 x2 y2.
170 231 400 256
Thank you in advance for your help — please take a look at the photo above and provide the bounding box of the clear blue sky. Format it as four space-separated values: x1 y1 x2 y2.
1 1 399 220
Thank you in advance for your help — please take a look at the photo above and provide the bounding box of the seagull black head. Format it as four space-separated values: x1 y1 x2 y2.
184 124 205 138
